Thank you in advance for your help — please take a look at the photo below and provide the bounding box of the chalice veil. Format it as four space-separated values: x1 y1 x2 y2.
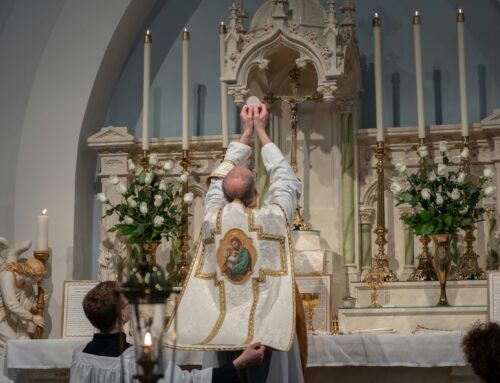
165 201 296 351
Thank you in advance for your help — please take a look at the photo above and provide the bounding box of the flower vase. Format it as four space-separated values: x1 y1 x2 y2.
430 233 453 306
139 242 160 265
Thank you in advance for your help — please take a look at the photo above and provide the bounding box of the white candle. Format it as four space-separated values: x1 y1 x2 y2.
457 9 468 136
373 13 384 142
37 209 49 251
219 22 229 148
182 28 190 150
413 11 425 139
143 31 152 151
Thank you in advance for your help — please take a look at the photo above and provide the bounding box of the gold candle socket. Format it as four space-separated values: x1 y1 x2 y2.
34 250 49 339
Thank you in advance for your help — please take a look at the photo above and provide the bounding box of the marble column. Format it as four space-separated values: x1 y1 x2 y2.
486 205 498 270
399 205 415 280
359 207 375 278
340 103 355 266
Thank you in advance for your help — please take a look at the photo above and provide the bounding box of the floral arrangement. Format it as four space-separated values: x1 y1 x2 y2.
96 154 193 245
391 142 496 236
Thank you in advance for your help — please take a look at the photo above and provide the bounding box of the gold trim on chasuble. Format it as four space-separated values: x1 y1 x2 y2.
166 204 296 351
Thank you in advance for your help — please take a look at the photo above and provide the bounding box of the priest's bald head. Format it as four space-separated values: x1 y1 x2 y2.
222 166 258 208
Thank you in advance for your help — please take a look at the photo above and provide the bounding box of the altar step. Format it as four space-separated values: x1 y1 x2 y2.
338 305 487 334
350 280 487 307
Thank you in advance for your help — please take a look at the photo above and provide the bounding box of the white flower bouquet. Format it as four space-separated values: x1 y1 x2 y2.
391 142 495 235
97 154 191 244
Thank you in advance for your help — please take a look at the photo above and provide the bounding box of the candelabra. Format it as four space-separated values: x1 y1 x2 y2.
170 150 193 286
408 139 437 281
454 136 486 280
33 250 49 339
365 141 398 307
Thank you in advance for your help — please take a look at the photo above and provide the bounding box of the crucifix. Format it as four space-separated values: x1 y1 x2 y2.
264 66 322 230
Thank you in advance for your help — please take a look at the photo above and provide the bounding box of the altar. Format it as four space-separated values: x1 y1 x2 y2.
1 333 479 383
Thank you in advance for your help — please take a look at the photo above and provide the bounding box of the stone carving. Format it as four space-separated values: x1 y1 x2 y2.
97 222 128 282
0 239 46 346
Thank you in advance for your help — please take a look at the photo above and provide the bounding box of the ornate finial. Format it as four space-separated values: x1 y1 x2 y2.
228 3 239 31
272 0 289 20
340 0 356 26
327 0 337 24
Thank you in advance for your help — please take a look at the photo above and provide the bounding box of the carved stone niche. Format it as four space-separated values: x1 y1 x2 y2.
222 0 360 104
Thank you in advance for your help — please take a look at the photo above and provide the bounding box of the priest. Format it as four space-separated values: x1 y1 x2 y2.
166 101 305 382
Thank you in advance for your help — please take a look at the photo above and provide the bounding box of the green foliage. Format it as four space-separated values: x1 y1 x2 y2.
392 146 494 235
99 156 189 245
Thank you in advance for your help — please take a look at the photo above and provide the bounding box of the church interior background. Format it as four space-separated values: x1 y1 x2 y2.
1 0 500 381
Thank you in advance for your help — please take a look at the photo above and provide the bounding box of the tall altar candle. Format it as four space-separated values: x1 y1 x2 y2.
373 13 384 142
37 209 49 251
413 11 425 139
142 31 152 151
182 28 190 150
219 22 229 148
456 9 469 136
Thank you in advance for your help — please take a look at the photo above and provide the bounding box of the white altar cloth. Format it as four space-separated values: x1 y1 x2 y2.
307 332 467 367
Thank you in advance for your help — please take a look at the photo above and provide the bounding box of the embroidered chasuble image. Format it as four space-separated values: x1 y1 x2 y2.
165 201 296 351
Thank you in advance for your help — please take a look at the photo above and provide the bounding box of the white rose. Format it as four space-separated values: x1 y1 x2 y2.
439 141 448 153
159 180 167 191
436 193 444 205
128 159 136 173
139 202 148 215
108 175 120 185
417 146 428 158
450 188 461 200
124 216 134 225
180 172 189 183
395 162 403 171
395 163 407 174
427 171 437 182
459 206 469 215
457 172 465 184
483 167 494 179
154 194 163 207
153 215 165 227
183 192 194 205
127 196 138 208
149 153 158 166
116 182 128 195
485 186 496 197
144 172 153 185
96 193 108 203
163 160 174 172
390 182 402 195
460 147 470 159
421 188 431 200
437 163 447 176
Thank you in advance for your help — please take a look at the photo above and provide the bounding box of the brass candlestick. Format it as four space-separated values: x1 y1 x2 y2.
170 149 192 286
455 136 486 280
34 250 49 339
301 292 320 332
365 141 397 307
408 138 437 281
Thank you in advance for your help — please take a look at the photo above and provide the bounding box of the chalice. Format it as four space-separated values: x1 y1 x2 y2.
301 292 320 332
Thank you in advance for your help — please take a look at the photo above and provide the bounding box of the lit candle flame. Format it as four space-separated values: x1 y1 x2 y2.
458 8 463 13
415 10 419 16
184 27 188 32
220 21 224 26
144 331 152 346
42 209 47 215
374 12 379 18
172 331 177 341
146 30 150 35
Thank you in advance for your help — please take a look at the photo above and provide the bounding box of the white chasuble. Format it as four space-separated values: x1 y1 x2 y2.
165 201 296 351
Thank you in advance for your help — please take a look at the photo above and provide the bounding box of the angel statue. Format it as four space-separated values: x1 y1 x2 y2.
98 222 128 282
0 238 46 346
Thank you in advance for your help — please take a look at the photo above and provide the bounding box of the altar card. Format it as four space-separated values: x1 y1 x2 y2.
296 275 332 333
62 280 98 338
488 271 500 323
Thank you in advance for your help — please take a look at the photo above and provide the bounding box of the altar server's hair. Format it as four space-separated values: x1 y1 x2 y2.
462 321 500 383
83 281 121 332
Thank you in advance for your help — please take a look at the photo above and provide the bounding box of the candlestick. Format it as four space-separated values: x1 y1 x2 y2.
36 209 49 251
413 11 425 139
456 9 468 136
143 31 152 151
219 22 229 148
182 28 190 150
373 13 384 142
